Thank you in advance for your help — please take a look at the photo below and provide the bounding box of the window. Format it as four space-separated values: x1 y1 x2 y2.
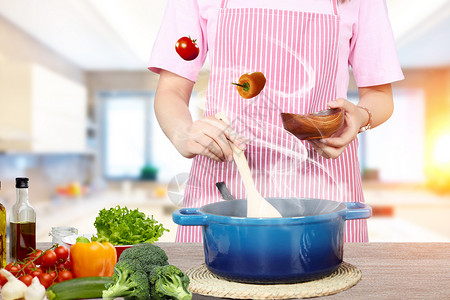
350 89 425 183
99 91 152 179
99 91 200 181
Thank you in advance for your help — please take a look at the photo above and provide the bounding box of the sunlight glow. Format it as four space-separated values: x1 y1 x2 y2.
433 134 450 165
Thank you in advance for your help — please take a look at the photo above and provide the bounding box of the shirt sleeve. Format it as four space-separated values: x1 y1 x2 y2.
148 0 207 82
349 0 404 87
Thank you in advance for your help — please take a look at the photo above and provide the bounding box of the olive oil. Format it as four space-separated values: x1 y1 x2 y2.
10 178 36 261
10 222 36 261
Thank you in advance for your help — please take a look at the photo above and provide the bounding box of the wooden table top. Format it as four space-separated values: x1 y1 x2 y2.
35 242 449 299
157 242 450 300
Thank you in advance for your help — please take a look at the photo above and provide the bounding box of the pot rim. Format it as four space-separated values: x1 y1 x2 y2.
198 198 348 225
173 199 371 227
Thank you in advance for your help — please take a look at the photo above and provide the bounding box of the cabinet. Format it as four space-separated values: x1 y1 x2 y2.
0 61 87 152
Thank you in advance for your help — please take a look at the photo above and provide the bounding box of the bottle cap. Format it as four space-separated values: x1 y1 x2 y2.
15 177 29 188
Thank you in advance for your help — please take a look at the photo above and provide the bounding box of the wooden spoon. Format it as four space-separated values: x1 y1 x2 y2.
215 112 281 218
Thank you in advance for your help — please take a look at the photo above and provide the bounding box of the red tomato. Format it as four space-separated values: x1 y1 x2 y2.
54 246 69 260
41 250 57 267
8 265 20 277
28 249 43 265
63 260 72 270
175 36 199 61
38 273 54 289
55 261 66 270
4 262 14 271
0 272 7 287
57 270 73 282
55 259 72 271
19 274 33 287
48 271 57 279
30 269 43 278
22 262 36 274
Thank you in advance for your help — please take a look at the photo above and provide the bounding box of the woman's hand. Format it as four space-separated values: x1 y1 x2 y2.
308 98 368 159
154 70 247 163
174 116 248 162
309 84 394 159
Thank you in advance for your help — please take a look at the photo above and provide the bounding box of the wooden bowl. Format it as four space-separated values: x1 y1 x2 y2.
280 108 344 140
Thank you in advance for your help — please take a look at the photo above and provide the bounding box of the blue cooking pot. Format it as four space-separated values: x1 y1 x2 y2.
173 198 371 283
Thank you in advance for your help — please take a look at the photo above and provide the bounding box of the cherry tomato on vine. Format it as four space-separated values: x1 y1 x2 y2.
38 272 54 289
7 265 20 277
63 260 72 270
5 263 14 274
41 250 57 267
0 272 7 287
54 245 69 260
49 271 58 278
57 270 73 282
175 36 199 61
22 262 36 274
30 269 43 278
55 261 64 270
28 249 43 265
19 274 33 287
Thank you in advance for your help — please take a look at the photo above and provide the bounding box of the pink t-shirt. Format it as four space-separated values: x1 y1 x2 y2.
149 0 404 98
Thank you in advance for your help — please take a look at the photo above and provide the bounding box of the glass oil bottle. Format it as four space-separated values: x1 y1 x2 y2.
10 177 36 261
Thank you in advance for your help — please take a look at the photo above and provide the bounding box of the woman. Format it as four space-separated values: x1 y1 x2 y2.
149 0 404 242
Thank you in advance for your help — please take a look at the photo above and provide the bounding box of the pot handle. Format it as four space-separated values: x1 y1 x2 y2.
172 208 209 226
344 202 372 220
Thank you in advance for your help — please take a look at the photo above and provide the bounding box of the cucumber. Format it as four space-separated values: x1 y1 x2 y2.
46 276 114 300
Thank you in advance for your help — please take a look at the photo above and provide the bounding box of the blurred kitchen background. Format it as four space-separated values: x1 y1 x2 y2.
0 0 449 243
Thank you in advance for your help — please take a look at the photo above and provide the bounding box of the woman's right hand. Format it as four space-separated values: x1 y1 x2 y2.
174 116 248 162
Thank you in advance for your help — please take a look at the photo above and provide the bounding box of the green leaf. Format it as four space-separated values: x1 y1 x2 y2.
92 205 169 245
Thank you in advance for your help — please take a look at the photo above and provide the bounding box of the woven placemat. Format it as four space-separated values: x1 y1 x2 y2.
186 262 361 299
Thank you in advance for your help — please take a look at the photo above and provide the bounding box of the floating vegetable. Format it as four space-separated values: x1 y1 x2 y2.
175 36 199 61
70 239 116 278
232 71 266 99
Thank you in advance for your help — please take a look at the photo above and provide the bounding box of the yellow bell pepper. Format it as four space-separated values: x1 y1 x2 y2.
70 241 117 278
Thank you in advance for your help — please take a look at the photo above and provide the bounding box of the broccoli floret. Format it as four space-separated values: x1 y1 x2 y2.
149 265 192 300
119 243 169 270
102 260 150 300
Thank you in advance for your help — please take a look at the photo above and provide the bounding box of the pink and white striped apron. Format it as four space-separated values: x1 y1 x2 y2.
177 0 368 243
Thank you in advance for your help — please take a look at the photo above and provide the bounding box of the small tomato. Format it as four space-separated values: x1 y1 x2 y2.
19 274 33 287
0 272 7 287
48 271 57 279
57 270 73 282
63 260 72 270
55 246 69 260
22 261 36 274
30 269 43 278
9 265 20 277
41 250 57 267
175 36 200 61
38 272 54 289
28 249 43 265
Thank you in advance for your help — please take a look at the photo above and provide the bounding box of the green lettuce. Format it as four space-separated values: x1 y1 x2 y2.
92 205 168 245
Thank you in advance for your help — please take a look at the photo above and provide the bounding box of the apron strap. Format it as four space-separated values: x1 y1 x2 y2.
221 0 228 9
331 0 339 16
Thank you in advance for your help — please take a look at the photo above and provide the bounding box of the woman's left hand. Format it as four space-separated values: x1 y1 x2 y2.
308 98 368 159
